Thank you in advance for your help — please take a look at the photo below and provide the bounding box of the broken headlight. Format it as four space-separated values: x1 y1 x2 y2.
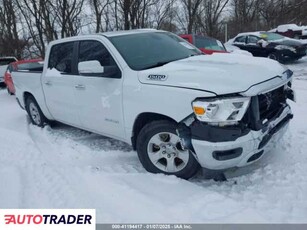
192 97 251 126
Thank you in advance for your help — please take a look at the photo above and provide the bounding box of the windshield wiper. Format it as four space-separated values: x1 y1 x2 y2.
140 54 202 70
141 59 181 70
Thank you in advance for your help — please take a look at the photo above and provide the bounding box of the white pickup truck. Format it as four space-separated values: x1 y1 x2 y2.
12 29 295 179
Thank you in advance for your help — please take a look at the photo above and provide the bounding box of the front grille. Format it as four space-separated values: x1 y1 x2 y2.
258 86 287 121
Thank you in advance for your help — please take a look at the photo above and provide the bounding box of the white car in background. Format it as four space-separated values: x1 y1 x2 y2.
0 57 17 85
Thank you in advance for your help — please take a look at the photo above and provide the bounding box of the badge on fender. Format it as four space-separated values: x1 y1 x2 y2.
147 74 168 81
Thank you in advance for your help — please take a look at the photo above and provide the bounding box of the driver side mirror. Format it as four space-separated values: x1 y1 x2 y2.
78 60 104 76
78 60 121 78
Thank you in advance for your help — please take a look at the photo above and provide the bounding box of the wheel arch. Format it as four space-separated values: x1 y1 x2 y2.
23 91 53 121
23 91 34 105
131 112 177 150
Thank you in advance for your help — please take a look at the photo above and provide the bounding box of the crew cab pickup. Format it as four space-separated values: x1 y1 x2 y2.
12 29 295 179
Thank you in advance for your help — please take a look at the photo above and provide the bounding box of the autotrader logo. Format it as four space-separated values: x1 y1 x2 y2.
5 214 92 224
0 209 95 230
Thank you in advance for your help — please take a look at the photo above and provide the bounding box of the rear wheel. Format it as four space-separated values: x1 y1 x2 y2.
25 96 48 127
136 120 200 179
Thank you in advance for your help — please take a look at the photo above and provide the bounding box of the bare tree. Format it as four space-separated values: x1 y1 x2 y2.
15 0 46 57
197 0 229 37
151 0 176 30
180 0 203 33
0 0 28 58
90 0 111 32
53 0 86 38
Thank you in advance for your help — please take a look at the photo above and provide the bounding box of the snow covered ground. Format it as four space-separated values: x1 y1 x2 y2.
1 57 307 223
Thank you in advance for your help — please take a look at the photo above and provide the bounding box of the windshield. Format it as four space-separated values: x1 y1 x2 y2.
195 37 225 51
108 32 202 70
260 32 285 41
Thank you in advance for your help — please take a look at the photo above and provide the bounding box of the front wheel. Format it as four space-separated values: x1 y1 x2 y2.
268 52 279 61
25 96 48 127
136 120 200 179
268 52 286 63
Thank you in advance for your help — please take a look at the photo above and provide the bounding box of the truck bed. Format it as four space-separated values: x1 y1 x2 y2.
11 70 44 109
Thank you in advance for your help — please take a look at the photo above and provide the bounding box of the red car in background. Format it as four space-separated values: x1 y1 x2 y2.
179 34 228 54
4 59 43 95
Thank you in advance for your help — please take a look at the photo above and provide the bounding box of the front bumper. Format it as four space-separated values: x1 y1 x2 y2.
191 105 292 170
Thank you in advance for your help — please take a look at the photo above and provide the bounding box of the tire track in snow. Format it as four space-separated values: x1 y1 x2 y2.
27 122 144 174
26 124 92 208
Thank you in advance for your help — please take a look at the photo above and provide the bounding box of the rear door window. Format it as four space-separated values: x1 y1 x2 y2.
48 42 74 74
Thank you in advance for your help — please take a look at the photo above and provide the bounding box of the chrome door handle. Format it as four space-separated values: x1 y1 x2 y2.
75 84 85 89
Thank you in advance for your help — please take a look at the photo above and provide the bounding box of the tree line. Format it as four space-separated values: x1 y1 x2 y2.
1 0 307 59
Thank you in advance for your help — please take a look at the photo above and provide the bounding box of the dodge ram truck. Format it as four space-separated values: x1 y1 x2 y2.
12 29 295 179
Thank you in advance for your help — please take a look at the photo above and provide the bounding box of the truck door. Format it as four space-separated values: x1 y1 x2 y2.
73 40 125 139
43 41 80 125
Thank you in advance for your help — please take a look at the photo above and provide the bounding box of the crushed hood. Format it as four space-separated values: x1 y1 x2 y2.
138 54 288 96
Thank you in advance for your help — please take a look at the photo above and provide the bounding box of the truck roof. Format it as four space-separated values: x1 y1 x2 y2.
101 29 158 37
48 29 161 46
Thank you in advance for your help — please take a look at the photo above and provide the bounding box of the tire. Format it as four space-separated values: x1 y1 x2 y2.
25 96 48 127
268 52 286 63
268 52 279 61
136 120 200 179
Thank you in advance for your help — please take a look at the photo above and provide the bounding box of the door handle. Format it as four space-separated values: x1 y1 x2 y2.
44 81 52 86
75 84 85 90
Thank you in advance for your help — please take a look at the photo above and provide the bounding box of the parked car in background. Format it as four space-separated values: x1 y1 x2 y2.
180 34 227 54
12 30 295 179
4 59 43 95
301 26 307 39
0 57 17 86
270 24 303 39
229 31 307 62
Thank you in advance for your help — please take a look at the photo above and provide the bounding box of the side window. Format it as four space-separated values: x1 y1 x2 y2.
247 36 260 44
234 36 246 43
78 40 121 78
48 42 74 74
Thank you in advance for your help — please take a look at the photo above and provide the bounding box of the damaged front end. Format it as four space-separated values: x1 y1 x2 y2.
176 80 295 170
